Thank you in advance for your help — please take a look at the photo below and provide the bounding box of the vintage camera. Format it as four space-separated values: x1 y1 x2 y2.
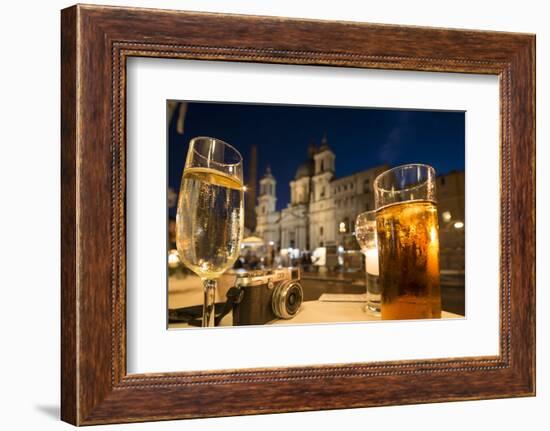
232 267 303 326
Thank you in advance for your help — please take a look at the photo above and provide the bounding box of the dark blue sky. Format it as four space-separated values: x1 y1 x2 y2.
168 102 464 215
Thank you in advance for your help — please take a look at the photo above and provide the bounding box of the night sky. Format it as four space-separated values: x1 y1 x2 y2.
168 102 465 216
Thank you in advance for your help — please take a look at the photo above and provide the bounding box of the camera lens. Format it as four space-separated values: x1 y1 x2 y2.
272 280 303 319
288 293 296 306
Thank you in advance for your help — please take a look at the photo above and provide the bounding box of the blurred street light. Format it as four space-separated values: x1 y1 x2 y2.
339 222 347 233
168 249 180 268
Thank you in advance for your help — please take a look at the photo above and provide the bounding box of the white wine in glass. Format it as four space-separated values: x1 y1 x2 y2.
176 137 244 327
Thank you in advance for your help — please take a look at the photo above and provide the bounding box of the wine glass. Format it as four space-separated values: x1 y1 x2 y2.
355 210 381 315
176 137 244 327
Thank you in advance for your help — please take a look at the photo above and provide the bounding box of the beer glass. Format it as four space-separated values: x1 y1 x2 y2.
373 164 441 320
355 210 381 315
176 137 244 327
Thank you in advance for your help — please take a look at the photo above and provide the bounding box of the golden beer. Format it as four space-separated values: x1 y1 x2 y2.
376 200 441 320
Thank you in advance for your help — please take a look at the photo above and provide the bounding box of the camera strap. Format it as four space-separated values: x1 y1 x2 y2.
168 287 244 327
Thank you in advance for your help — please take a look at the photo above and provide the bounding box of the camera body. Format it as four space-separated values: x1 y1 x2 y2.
233 267 303 326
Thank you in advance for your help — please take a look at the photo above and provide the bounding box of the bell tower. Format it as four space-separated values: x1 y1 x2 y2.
314 133 335 175
257 166 277 218
312 133 335 202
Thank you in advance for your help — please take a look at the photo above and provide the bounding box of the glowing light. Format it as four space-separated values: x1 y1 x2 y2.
365 247 379 276
167 249 180 269
442 211 452 222
268 241 274 246
454 221 464 229
242 185 248 192
339 222 346 233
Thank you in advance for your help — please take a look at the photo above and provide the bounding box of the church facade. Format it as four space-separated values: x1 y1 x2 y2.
255 137 388 251
255 137 466 274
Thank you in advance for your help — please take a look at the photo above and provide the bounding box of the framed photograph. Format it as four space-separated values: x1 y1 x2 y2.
61 4 535 425
165 103 465 331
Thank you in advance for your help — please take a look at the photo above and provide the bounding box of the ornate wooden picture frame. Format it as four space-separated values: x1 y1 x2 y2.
61 4 535 425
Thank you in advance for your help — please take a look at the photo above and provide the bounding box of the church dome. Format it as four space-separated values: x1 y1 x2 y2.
295 160 314 180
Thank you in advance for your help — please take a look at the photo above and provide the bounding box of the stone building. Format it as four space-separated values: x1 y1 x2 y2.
255 166 280 246
255 136 387 251
255 138 465 269
435 170 466 270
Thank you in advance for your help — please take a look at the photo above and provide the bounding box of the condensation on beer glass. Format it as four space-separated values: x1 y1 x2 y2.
373 164 441 320
355 210 381 315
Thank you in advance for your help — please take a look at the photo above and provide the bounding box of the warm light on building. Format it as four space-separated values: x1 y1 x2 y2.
253 141 464 255
254 141 390 251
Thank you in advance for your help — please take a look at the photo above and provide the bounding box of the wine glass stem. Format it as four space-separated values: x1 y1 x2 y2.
202 279 217 327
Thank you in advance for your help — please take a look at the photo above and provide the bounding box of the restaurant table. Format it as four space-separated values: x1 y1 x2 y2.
168 276 462 329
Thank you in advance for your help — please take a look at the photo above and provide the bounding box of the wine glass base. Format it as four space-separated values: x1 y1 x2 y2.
365 303 381 317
